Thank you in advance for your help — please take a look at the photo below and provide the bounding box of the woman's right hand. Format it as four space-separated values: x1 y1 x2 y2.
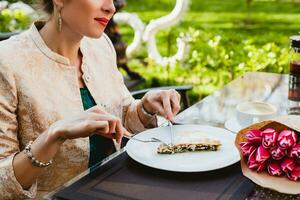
48 106 129 144
13 106 129 190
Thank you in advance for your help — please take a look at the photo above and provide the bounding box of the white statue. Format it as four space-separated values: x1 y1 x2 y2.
0 1 38 19
143 0 190 66
113 12 145 58
114 0 190 66
0 1 9 11
9 1 36 15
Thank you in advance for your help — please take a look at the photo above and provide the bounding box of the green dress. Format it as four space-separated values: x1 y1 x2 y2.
80 88 115 168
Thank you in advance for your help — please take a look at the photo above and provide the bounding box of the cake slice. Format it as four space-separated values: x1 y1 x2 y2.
157 138 221 154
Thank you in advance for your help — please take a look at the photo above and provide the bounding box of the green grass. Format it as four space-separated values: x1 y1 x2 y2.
122 0 300 47
125 0 300 13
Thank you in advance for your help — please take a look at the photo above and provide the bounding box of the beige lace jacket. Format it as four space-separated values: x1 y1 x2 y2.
0 22 156 200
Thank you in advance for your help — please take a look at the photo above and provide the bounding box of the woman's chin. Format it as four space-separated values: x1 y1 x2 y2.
85 30 104 38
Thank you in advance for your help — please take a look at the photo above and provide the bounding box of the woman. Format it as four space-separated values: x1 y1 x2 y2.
0 0 181 199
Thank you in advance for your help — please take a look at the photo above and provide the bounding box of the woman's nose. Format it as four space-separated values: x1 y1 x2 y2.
102 0 116 15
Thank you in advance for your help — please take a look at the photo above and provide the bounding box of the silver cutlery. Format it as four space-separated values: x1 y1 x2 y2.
124 121 182 146
168 120 174 146
160 121 184 127
124 136 169 146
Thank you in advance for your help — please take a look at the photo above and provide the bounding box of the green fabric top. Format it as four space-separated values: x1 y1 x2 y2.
80 88 115 168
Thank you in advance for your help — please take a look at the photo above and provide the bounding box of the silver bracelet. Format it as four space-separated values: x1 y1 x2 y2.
141 103 156 117
24 141 53 168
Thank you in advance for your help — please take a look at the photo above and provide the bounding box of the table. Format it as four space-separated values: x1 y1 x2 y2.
44 72 299 200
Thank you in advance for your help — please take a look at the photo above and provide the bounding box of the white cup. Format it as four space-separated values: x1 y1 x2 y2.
236 101 277 127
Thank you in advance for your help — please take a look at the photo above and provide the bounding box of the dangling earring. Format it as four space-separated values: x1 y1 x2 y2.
57 7 63 32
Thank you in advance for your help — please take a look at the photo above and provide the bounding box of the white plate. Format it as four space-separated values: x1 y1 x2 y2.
125 125 240 172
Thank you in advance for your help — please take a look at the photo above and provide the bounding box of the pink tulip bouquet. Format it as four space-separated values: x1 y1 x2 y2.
235 120 300 194
240 128 300 181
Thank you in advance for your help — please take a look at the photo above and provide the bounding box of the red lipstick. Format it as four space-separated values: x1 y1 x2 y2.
94 17 109 27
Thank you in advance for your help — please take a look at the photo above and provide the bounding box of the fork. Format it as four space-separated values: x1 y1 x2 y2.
124 121 181 145
124 136 168 145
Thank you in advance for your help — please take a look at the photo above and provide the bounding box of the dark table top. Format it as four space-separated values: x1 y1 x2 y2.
45 72 300 200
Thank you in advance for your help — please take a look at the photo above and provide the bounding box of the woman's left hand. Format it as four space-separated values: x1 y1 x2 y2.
141 89 181 121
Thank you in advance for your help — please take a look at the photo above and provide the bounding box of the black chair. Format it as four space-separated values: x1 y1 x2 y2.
0 32 19 41
131 85 193 110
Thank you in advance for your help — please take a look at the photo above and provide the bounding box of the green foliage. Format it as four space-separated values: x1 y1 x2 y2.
123 0 299 104
6 0 35 4
125 0 300 13
129 28 290 103
0 9 31 32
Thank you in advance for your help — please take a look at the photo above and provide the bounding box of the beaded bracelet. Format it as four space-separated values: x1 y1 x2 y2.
24 141 53 168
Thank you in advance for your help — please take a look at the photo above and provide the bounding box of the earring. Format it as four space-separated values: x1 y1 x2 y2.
57 7 62 32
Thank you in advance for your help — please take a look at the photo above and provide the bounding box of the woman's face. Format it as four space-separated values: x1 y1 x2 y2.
60 0 115 38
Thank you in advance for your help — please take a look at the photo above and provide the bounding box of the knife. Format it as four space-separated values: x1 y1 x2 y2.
168 120 174 146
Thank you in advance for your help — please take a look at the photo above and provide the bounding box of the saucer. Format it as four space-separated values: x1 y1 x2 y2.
224 117 246 133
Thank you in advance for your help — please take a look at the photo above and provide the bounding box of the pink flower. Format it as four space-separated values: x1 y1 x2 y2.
278 130 298 149
287 165 300 181
268 162 283 176
257 162 267 172
289 144 300 160
245 129 262 145
240 142 256 156
248 161 259 170
256 146 271 163
262 128 278 149
281 158 295 173
270 147 286 160
247 149 258 170
247 146 269 172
